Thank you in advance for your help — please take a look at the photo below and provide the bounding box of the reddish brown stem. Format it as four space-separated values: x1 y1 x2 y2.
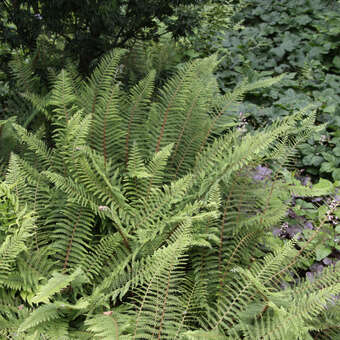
63 209 82 271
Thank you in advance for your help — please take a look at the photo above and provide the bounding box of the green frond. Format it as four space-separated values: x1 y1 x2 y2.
8 248 55 295
22 92 51 120
131 232 191 339
50 203 95 271
203 240 297 333
182 329 227 339
0 193 35 283
131 175 193 241
32 268 84 304
83 50 127 167
9 54 39 93
67 147 127 213
82 49 126 116
18 303 61 333
89 81 125 167
238 283 340 340
42 170 101 211
12 123 52 169
81 232 130 283
85 311 132 340
49 69 77 124
126 142 151 180
145 59 204 155
123 142 152 203
122 70 156 164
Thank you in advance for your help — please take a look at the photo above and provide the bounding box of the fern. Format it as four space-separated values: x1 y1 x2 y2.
1 50 338 339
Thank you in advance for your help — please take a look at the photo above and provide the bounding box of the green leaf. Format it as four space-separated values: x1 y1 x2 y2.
296 15 311 25
333 56 340 69
299 143 314 154
302 154 314 165
32 268 84 304
323 104 336 113
311 155 324 166
315 245 332 261
185 49 200 58
332 169 340 181
313 178 333 193
333 147 340 157
321 152 337 163
334 208 340 219
320 162 334 173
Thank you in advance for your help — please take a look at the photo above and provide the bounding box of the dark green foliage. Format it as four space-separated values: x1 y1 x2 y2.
0 51 338 339
0 0 206 76
196 0 340 180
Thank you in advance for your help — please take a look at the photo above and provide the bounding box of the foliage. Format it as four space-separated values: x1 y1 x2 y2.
0 0 242 166
0 0 208 76
270 174 340 278
0 44 65 169
195 0 340 180
183 0 245 56
0 51 338 339
0 33 197 175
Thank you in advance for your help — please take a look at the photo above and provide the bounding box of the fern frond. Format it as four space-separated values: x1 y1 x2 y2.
32 267 84 304
122 70 156 164
18 303 61 333
50 203 95 271
0 189 35 282
146 59 203 155
85 311 132 340
82 49 126 116
9 54 39 93
49 69 77 124
131 230 191 339
12 123 52 169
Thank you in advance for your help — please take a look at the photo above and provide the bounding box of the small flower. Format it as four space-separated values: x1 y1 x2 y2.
280 281 290 290
103 311 113 316
310 263 324 274
281 222 288 231
252 165 272 182
300 176 311 187
98 205 109 211
34 13 43 20
237 126 247 133
306 271 315 282
286 225 302 238
304 221 313 230
272 228 281 237
320 135 327 143
237 113 248 134
18 304 24 310
323 257 333 265
288 209 297 218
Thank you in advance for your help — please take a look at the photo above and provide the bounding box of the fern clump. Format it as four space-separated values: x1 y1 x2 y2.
0 50 339 339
